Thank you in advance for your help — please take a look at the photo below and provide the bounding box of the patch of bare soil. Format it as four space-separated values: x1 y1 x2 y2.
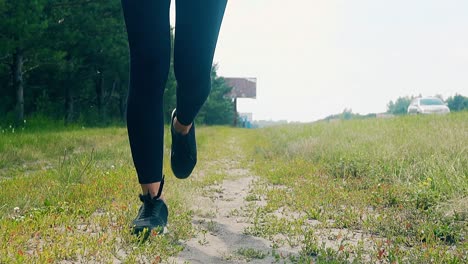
167 174 298 264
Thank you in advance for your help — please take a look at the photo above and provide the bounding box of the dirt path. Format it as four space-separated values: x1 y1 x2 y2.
167 170 298 264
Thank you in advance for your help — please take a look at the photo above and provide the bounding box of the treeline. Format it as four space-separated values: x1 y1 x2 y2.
387 94 468 115
0 0 233 127
323 108 376 121
322 94 467 122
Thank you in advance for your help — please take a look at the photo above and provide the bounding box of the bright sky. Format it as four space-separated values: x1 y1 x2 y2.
172 0 468 122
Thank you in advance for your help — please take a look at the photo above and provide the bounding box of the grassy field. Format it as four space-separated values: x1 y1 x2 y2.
0 113 467 263
247 113 467 263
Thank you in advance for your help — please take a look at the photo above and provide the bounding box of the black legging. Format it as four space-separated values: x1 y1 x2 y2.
121 0 227 184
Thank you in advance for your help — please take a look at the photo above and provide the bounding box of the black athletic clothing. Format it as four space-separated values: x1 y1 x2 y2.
121 0 227 184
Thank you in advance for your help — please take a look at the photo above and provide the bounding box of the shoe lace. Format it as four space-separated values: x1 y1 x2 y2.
138 176 165 219
136 195 152 218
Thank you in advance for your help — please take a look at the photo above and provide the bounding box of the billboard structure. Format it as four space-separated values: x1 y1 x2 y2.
223 77 257 126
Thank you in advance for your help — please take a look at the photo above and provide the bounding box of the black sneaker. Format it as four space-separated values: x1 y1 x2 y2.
132 179 168 237
170 109 197 179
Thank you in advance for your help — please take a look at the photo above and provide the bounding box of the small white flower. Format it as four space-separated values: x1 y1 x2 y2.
14 207 20 212
111 165 115 169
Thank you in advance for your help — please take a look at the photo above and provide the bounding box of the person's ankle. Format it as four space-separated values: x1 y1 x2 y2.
141 182 162 199
145 192 164 200
173 117 192 135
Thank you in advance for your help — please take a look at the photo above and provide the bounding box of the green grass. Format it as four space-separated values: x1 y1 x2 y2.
0 123 249 263
1 113 467 263
236 247 267 260
245 112 467 263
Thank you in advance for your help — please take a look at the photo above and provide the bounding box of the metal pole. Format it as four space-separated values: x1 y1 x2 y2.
233 97 237 127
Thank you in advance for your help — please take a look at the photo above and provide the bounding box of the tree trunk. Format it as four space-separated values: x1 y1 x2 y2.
119 88 127 123
109 78 117 103
64 80 74 125
95 71 104 122
12 49 24 125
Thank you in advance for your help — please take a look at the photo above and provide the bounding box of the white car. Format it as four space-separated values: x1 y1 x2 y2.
407 97 450 114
